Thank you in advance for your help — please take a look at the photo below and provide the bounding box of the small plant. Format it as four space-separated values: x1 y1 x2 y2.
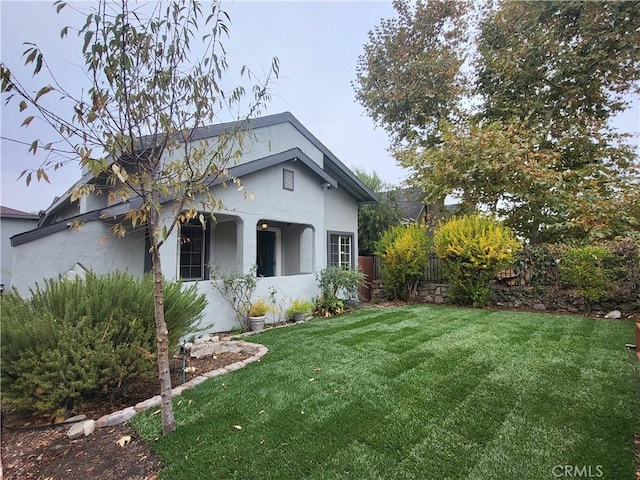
268 285 289 324
249 298 270 317
286 299 314 320
313 266 364 317
210 265 257 330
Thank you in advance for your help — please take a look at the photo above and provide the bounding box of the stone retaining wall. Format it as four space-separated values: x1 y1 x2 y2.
371 279 636 317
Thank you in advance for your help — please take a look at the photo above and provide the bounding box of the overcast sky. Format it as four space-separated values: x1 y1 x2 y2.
1 1 638 214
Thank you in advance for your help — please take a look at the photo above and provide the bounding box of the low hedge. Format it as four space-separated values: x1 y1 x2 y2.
1 272 207 416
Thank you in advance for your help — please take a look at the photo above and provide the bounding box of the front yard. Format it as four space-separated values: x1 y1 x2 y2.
133 305 639 479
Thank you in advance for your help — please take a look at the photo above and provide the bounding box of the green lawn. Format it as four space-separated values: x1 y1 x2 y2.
133 305 639 480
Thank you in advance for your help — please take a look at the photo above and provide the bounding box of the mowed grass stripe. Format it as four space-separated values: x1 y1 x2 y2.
133 305 638 480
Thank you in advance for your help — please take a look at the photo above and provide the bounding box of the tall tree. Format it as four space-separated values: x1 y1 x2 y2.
356 0 640 243
353 0 472 148
1 0 278 434
354 168 401 256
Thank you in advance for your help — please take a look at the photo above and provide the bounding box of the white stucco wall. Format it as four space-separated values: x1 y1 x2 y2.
1 217 39 289
187 273 319 333
10 222 146 296
161 122 325 180
323 186 360 266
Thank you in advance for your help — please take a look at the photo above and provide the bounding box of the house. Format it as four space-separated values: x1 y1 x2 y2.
0 206 39 292
9 112 377 332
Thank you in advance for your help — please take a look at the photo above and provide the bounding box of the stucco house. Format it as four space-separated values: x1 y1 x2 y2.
1 206 39 292
9 112 377 332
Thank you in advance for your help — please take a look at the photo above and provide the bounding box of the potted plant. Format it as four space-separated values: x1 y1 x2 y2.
287 298 314 322
248 298 270 331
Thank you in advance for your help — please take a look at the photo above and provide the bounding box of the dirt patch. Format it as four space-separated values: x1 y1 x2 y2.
1 351 251 480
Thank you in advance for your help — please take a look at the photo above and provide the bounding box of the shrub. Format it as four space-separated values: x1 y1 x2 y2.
314 266 364 317
559 245 620 306
434 213 521 306
286 299 314 319
375 224 430 300
1 272 206 415
210 265 257 330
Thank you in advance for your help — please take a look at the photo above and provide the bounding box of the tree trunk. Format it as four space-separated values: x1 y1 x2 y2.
147 215 176 434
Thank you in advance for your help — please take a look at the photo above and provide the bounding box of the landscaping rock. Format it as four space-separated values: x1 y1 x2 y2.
604 310 621 319
190 343 217 359
67 420 95 439
63 414 87 424
135 395 161 412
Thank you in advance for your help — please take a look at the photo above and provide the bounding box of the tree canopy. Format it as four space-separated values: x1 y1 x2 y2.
354 168 402 256
355 0 640 243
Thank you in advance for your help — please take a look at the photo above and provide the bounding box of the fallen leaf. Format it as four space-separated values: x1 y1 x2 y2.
309 378 315 382
151 409 161 416
260 439 265 445
233 425 242 430
314 368 322 372
258 410 265 415
116 435 132 447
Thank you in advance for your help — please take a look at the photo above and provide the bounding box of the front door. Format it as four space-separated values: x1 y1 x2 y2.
256 230 276 277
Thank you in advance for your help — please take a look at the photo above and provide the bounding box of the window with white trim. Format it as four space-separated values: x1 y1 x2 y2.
328 232 353 268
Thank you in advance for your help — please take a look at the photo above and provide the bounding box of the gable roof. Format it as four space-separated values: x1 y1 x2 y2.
12 112 377 246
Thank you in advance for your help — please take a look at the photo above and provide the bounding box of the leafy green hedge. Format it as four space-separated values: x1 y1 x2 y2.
1 272 207 415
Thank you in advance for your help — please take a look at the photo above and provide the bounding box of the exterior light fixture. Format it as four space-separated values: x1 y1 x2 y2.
261 222 268 230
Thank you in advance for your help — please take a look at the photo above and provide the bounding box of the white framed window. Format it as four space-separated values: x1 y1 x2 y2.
328 231 353 269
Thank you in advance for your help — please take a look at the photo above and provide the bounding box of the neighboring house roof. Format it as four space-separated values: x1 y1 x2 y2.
0 206 39 220
390 187 461 224
393 187 427 223
11 112 377 247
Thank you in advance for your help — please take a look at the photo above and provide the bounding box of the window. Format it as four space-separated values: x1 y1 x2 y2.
328 232 353 268
283 168 294 191
179 218 210 280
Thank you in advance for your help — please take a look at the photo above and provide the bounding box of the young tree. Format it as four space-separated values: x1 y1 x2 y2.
1 0 278 434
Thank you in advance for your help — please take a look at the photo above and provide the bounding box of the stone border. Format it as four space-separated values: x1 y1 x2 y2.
67 339 268 439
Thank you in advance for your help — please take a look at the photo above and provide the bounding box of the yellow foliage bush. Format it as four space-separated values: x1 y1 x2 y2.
434 214 520 305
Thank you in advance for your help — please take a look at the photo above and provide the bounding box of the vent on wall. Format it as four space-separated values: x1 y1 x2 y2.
283 168 294 191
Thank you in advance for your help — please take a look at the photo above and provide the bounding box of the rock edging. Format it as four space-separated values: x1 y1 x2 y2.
68 339 267 438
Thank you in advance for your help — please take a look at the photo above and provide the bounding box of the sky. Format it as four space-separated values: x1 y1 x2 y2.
0 0 403 213
1 1 638 214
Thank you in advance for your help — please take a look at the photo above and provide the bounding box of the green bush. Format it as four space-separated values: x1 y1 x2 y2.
375 224 430 301
314 266 364 317
434 214 521 306
559 245 619 305
1 272 206 415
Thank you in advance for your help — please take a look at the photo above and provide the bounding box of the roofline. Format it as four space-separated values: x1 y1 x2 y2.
0 212 40 220
226 147 338 189
38 111 377 226
11 210 103 247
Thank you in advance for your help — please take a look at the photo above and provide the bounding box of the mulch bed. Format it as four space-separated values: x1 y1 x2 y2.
1 351 251 480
